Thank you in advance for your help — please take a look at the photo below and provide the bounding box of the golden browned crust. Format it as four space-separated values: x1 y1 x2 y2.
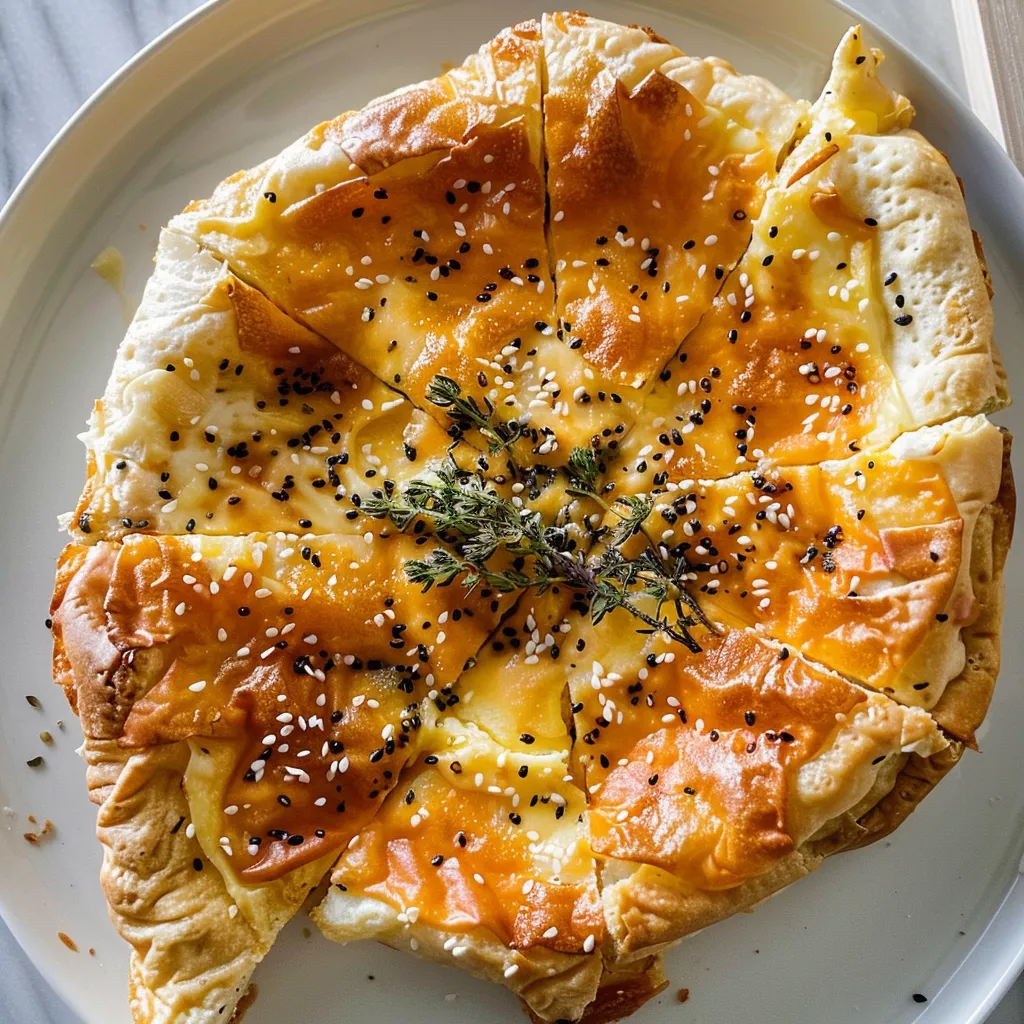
94 740 263 1024
541 11 805 391
317 885 605 1024
332 19 542 174
928 429 1015 742
600 849 824 963
51 532 464 1020
524 954 669 1024
314 720 604 1023
597 736 946 963
583 956 669 1024
51 544 130 738
54 612 348 1022
68 229 456 544
828 743 964 853
169 22 550 452
815 430 1014 855
49 15 1014 1024
51 544 328 1023
597 434 1013 964
827 129 1004 427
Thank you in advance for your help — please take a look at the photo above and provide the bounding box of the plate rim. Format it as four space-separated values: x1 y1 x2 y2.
0 0 222 240
0 1 1021 1022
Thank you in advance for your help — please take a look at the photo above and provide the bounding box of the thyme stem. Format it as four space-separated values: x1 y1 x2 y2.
362 376 716 651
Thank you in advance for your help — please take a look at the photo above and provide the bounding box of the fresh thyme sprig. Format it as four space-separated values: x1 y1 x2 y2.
566 446 658 551
360 428 715 652
564 446 715 638
426 375 525 458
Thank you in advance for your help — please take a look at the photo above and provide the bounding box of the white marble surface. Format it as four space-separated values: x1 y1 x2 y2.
0 1 1020 1021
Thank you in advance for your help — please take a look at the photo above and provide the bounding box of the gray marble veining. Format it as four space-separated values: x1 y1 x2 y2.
0 2 1018 1023
0 0 197 201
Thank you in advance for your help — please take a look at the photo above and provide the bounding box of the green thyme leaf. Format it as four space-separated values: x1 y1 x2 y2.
362 378 716 652
566 446 601 493
424 374 525 457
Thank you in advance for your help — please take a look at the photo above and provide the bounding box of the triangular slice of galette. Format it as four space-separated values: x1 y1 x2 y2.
50 529 512 1020
616 26 1006 482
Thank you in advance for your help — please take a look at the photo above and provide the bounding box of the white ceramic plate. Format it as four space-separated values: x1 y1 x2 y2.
1 1 1022 1022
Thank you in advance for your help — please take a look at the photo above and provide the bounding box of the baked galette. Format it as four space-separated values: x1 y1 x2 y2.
51 13 1013 1023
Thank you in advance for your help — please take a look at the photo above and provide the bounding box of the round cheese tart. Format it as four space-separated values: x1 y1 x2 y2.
50 12 1012 1024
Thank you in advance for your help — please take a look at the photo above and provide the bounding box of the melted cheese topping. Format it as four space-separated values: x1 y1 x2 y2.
171 16 812 469
176 107 590 462
61 531 511 880
625 443 963 694
54 16 985 941
76 234 454 541
614 143 912 485
332 724 602 952
570 623 918 890
451 589 578 753
544 12 786 391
